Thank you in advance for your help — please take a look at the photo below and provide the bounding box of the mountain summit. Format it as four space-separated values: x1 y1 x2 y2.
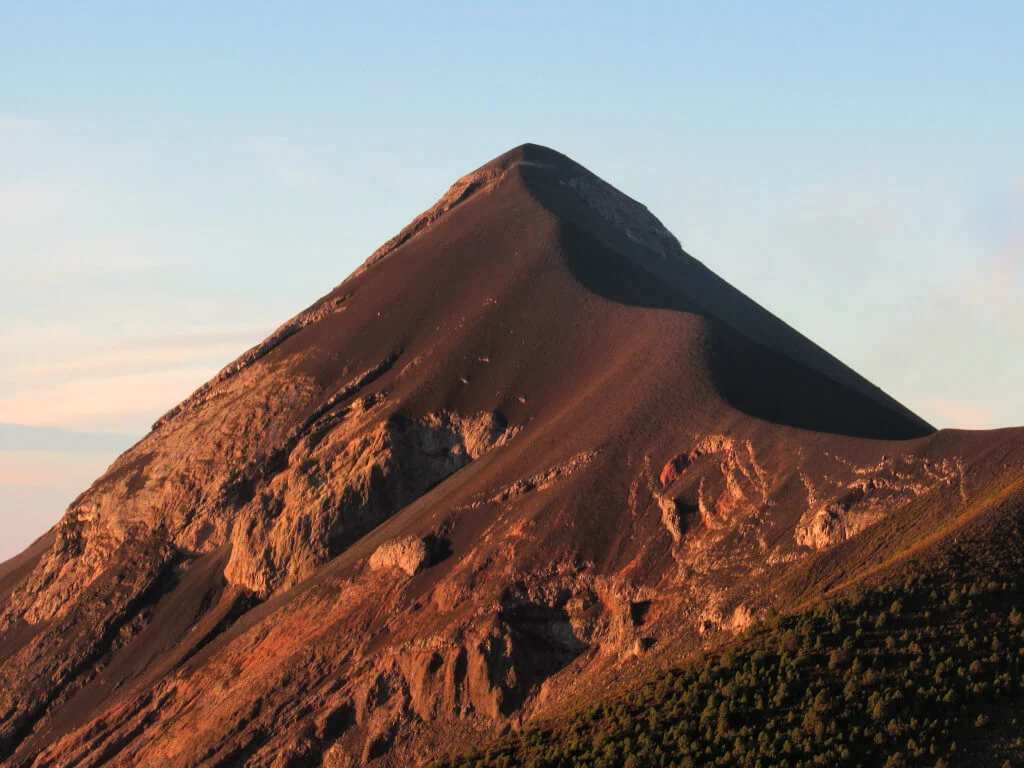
0 145 1020 767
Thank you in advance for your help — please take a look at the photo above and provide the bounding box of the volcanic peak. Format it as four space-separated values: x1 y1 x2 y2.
359 142 684 277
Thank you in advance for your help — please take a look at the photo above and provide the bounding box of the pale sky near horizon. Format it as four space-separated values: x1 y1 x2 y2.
1 2 1022 559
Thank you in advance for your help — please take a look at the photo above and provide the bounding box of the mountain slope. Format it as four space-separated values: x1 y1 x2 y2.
433 453 1024 767
0 144 1019 768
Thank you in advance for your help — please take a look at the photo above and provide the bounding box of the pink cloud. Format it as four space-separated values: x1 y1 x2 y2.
919 397 996 430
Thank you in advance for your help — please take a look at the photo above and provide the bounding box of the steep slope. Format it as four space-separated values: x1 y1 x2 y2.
0 144 1019 768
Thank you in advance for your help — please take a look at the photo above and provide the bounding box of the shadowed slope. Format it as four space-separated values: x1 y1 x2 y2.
507 143 932 437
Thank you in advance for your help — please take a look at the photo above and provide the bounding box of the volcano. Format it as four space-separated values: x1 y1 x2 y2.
1 144 1022 767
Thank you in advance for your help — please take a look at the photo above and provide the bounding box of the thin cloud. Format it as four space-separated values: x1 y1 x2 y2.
0 367 220 433
0 451 115 488
8 346 237 381
0 178 85 222
919 397 996 430
0 323 271 392
0 423 135 454
7 338 255 381
0 323 83 348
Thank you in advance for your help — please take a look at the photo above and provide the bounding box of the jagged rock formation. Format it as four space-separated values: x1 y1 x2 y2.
0 144 1022 767
794 453 965 550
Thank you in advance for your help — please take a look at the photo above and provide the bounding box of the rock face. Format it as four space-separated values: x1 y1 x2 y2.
0 143 1022 767
369 537 430 576
794 453 965 550
224 407 514 595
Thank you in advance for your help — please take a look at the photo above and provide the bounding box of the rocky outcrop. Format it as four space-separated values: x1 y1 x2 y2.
659 454 690 487
457 451 597 510
225 409 514 595
796 454 964 550
369 537 431 576
656 493 687 546
653 435 771 550
691 435 770 529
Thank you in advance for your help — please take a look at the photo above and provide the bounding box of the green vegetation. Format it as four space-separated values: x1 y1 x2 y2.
431 569 1024 767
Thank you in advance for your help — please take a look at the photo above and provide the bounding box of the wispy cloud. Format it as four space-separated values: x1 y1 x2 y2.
5 329 263 382
0 183 186 283
0 423 135 454
0 235 185 282
918 397 996 430
0 367 220 433
0 177 86 221
0 118 281 433
0 321 273 433
0 451 112 486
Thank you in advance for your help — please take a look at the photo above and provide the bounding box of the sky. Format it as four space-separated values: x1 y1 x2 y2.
1 1 1022 559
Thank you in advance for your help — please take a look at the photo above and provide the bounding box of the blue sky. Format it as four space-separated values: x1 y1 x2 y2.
1 2 1022 557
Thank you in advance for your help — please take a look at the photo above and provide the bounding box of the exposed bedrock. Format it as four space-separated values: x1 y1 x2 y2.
796 454 964 550
226 408 516 596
